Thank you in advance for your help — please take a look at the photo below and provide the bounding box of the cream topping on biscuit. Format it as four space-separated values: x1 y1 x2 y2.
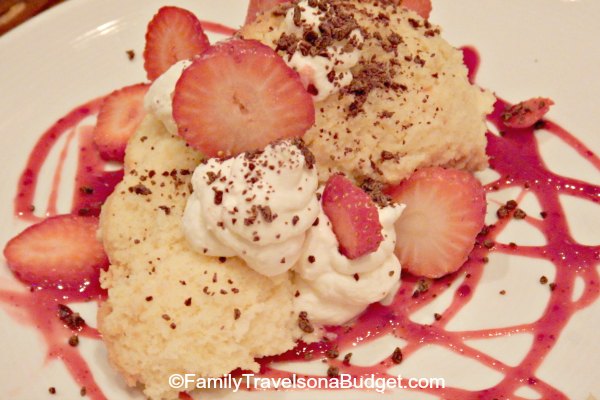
182 139 320 276
293 202 404 325
279 0 363 101
144 59 192 135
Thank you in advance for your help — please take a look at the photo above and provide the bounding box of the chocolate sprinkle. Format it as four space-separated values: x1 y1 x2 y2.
68 335 79 347
391 347 403 364
327 366 340 378
57 304 85 331
298 311 314 333
129 184 152 195
360 177 391 206
158 205 171 215
326 347 339 359
213 189 224 205
343 352 353 365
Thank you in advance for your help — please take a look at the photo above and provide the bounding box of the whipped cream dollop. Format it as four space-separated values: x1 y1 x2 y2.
144 59 191 135
280 0 363 101
183 139 320 276
293 203 404 325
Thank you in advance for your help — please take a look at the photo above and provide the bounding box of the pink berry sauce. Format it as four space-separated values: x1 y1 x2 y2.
1 31 599 400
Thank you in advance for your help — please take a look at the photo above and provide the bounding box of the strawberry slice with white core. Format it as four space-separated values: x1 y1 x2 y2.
322 174 384 259
245 0 289 25
386 167 486 278
144 6 210 81
3 215 108 289
502 97 554 129
401 0 432 19
173 39 315 157
93 83 149 162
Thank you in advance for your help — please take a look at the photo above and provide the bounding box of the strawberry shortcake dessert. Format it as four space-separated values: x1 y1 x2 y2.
5 1 495 399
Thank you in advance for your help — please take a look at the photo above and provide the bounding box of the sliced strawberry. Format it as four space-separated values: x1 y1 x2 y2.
173 39 315 157
401 0 432 19
322 174 383 259
245 0 289 25
502 97 554 129
386 167 486 278
93 83 149 162
3 215 108 289
144 6 210 81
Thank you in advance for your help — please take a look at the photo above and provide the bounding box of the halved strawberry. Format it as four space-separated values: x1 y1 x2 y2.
93 83 149 162
3 215 108 289
386 167 486 278
173 39 315 157
144 6 210 81
502 97 554 129
245 0 289 25
322 174 383 259
401 0 432 19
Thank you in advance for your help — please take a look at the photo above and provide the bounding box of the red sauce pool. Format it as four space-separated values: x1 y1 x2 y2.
1 40 599 400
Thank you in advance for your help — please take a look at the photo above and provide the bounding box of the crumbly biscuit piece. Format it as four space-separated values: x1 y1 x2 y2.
99 115 301 400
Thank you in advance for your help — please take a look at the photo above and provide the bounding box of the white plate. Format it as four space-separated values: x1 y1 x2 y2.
1 1 599 399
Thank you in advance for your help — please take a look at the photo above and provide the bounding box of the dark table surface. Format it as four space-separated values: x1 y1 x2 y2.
0 0 64 36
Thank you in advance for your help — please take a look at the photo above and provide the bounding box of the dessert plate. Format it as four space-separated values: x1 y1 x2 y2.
0 0 599 399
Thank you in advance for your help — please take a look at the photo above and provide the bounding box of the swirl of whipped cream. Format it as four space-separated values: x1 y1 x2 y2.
293 203 404 325
144 59 192 135
183 139 320 276
281 0 364 102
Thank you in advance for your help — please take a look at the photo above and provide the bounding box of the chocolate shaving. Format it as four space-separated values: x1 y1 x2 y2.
276 32 299 56
290 138 316 169
359 177 391 207
244 206 258 226
206 171 220 185
129 184 152 195
292 4 302 27
342 62 393 117
57 304 85 331
343 352 353 365
258 205 277 222
298 311 314 333
213 188 223 205
68 335 79 347
158 205 171 215
327 366 340 378
391 347 403 364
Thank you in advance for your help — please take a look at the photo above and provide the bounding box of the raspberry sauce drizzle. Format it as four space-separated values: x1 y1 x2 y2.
3 98 116 400
14 98 103 221
0 46 598 400
253 47 600 400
